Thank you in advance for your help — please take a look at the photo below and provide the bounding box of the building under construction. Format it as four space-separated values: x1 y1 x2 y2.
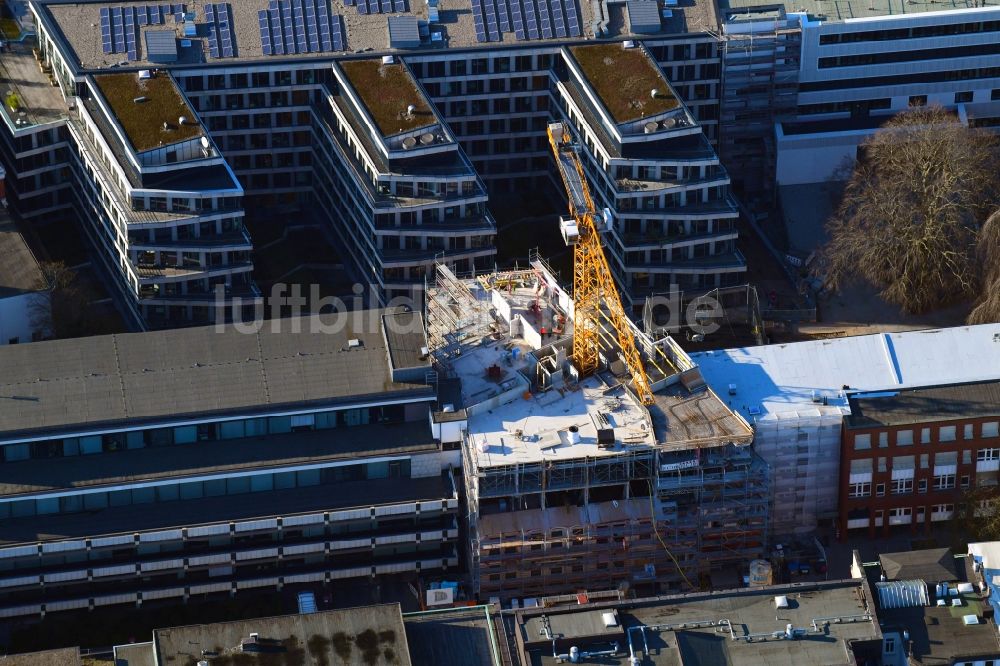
425 258 767 600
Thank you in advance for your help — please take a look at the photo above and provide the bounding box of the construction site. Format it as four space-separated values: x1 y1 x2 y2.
421 121 769 601
423 256 766 600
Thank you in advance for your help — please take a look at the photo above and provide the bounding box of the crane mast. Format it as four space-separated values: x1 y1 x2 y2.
546 122 654 406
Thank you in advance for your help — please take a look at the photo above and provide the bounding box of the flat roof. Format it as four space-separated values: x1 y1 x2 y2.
0 214 44 298
649 382 753 449
719 0 1000 24
404 607 497 666
466 374 657 469
569 43 679 124
876 589 1000 664
154 603 413 666
0 311 433 441
384 310 431 371
846 380 1000 428
0 647 81 666
879 548 963 583
112 642 155 666
339 59 436 137
690 324 1000 424
520 582 878 665
92 71 202 153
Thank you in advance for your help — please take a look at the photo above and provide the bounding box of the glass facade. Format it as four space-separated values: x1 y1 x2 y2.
0 459 411 519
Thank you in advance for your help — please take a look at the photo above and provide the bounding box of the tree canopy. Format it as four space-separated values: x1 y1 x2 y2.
817 107 1000 320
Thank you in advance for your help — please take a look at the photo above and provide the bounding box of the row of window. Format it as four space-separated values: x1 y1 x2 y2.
848 474 962 498
0 405 407 463
799 65 1000 92
818 19 1000 44
818 41 1000 69
0 459 410 519
853 422 999 450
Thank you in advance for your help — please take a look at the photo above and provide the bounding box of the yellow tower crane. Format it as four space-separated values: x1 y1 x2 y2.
546 122 654 406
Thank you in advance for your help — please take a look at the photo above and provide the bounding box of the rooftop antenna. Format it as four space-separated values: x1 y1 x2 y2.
650 88 659 99
406 104 415 118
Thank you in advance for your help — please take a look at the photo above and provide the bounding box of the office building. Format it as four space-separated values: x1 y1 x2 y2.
0 0 743 330
839 380 1000 540
0 310 459 620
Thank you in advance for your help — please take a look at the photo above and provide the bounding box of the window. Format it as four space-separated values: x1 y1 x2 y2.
918 479 928 493
964 424 975 440
896 430 913 446
891 478 913 495
908 95 927 107
934 473 956 490
961 475 971 489
849 482 871 498
984 422 999 438
921 428 931 444
955 90 974 103
940 426 957 442
876 483 886 497
879 432 889 448
855 434 872 450
978 448 1000 461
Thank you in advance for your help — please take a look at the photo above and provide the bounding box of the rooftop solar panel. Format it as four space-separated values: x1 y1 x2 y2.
393 0 406 10
270 0 279 9
100 7 109 19
380 0 392 12
497 0 511 33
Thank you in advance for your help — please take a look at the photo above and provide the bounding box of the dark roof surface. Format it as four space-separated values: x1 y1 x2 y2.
846 380 1000 428
879 548 962 583
0 214 44 297
0 312 433 440
155 603 413 666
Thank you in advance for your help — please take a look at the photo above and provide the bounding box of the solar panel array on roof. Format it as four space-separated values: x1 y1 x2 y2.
204 3 235 58
473 0 578 41
100 5 172 59
259 0 345 55
354 0 406 17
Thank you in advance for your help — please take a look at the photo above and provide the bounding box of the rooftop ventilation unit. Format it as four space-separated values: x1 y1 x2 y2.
348 338 362 349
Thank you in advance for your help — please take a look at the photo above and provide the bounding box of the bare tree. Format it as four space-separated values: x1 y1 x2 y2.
30 261 105 339
817 107 999 314
968 210 1000 324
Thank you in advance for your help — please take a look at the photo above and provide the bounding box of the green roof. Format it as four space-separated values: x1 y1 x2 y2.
93 72 202 153
570 44 679 124
339 59 435 137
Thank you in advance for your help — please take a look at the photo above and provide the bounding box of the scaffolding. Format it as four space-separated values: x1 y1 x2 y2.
718 6 802 205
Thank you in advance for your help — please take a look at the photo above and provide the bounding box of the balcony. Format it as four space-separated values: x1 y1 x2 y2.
621 226 738 250
625 249 747 272
615 173 729 195
379 245 494 267
129 230 252 251
136 261 253 283
374 215 496 236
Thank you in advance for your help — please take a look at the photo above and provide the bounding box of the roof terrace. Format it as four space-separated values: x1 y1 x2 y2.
569 43 679 125
0 42 68 131
92 71 202 152
339 59 435 138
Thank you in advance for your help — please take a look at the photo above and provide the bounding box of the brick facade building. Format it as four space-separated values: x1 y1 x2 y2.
839 381 1000 540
